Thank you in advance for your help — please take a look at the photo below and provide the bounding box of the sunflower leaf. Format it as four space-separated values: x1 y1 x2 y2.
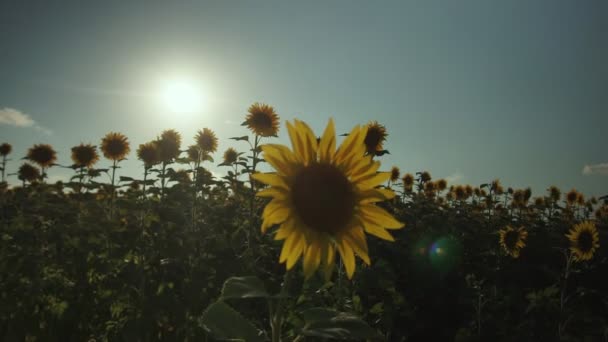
300 308 382 340
230 135 250 142
220 276 269 300
200 301 263 342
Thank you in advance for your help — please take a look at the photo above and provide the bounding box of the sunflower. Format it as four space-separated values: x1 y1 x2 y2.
157 129 182 162
18 162 41 183
26 144 57 168
453 185 467 201
436 179 447 192
137 142 160 168
548 186 561 202
566 189 578 205
0 143 11 156
223 147 239 165
195 128 218 153
420 171 431 183
245 102 280 137
390 166 400 182
253 119 404 279
402 173 414 188
101 132 130 161
71 144 99 168
566 221 600 262
363 121 387 155
499 226 528 258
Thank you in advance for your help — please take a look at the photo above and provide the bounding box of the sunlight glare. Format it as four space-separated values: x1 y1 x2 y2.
161 78 204 114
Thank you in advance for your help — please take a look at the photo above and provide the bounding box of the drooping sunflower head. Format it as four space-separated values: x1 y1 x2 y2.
0 143 12 157
253 119 404 280
71 144 99 168
454 185 467 201
223 147 239 165
26 144 57 168
195 128 218 153
137 141 160 168
18 162 41 183
534 197 545 207
512 190 525 206
566 221 600 262
156 129 182 162
498 225 528 258
390 166 400 182
101 132 130 161
363 121 387 155
245 102 280 137
465 185 474 198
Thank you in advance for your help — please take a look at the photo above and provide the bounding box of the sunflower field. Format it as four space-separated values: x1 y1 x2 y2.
0 103 607 342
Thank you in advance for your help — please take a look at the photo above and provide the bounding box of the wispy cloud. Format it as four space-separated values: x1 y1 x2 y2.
582 163 608 176
0 107 35 127
0 107 52 135
445 172 463 184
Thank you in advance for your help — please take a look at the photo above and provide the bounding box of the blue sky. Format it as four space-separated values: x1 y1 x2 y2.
1 0 607 197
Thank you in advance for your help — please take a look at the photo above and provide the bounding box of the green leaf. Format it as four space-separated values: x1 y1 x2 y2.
220 276 269 300
200 301 264 342
119 176 134 182
300 308 382 340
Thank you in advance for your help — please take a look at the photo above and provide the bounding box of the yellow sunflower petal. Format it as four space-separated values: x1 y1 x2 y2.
280 231 305 264
274 218 296 240
337 239 356 279
252 172 289 189
357 188 396 204
335 125 366 164
360 204 405 229
318 118 336 163
363 224 395 241
260 144 298 177
303 242 322 279
256 187 288 200
343 227 371 265
261 200 290 233
294 120 318 165
286 121 305 164
356 172 392 190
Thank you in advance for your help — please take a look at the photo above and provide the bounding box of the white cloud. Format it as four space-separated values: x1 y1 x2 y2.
445 172 463 184
0 107 35 127
582 163 608 176
0 107 52 135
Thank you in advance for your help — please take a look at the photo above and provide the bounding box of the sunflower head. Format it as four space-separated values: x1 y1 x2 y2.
390 166 400 182
465 185 474 197
26 144 57 168
436 179 447 191
195 128 218 153
245 102 280 137
566 189 578 205
534 197 545 207
71 144 99 168
253 119 404 280
18 162 41 183
155 129 181 163
424 181 436 193
101 132 130 161
402 173 414 188
420 171 432 183
576 193 585 206
548 186 561 202
454 185 467 201
566 221 600 262
137 141 160 168
474 188 481 197
363 121 388 155
0 143 12 157
222 147 239 165
512 190 524 206
499 226 528 258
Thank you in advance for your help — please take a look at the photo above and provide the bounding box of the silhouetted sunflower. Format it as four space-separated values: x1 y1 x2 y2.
137 142 160 168
454 185 467 201
402 173 414 187
549 186 561 202
534 197 545 207
363 121 387 155
71 144 99 168
499 226 528 258
436 179 447 191
0 143 11 156
253 119 404 279
26 144 57 168
566 221 600 261
566 189 578 205
101 132 130 161
390 166 400 182
576 193 585 206
195 128 218 153
420 171 432 183
223 147 238 165
18 162 40 183
424 181 435 193
245 102 280 137
157 129 182 162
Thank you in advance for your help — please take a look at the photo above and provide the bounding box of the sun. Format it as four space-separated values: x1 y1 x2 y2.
160 78 204 114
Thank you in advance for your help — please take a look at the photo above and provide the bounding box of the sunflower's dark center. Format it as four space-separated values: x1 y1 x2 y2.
504 231 519 250
291 164 355 234
251 112 274 129
577 231 593 253
107 141 127 156
76 149 95 166
33 149 54 164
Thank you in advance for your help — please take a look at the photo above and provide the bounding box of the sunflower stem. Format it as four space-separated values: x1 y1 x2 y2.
1 155 6 182
558 252 573 339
